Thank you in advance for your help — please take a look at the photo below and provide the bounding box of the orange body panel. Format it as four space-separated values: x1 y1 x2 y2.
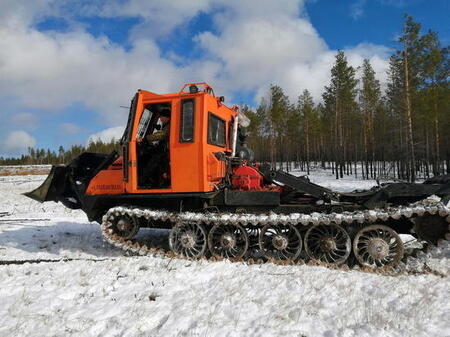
86 162 125 195
87 83 238 195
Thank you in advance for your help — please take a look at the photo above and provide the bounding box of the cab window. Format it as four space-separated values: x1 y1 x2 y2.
208 112 226 147
180 99 194 142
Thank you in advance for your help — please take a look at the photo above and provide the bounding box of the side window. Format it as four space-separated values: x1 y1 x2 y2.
208 113 226 147
136 109 152 140
180 99 194 142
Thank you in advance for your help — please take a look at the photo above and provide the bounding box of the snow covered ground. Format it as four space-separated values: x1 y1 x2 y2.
0 171 449 337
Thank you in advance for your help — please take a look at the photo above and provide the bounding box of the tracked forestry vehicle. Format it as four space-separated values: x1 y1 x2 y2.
26 83 450 270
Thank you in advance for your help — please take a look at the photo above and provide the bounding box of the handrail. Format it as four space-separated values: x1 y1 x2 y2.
178 82 214 96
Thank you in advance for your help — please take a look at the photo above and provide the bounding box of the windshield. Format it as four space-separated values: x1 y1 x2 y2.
120 94 138 145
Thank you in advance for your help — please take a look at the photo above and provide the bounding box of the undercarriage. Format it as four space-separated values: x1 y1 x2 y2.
101 196 449 271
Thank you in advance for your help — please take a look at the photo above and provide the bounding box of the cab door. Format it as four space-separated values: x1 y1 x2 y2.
131 99 173 192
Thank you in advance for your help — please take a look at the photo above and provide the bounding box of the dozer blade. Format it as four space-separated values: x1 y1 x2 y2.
23 165 69 203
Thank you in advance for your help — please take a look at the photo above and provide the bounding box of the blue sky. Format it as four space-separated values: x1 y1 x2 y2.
0 0 448 157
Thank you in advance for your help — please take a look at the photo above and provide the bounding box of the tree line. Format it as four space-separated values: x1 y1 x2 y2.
244 15 449 181
0 139 120 166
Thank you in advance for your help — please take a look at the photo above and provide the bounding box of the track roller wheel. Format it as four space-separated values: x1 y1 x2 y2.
259 224 302 261
169 223 207 258
110 213 140 240
353 224 404 268
304 224 351 265
208 223 249 259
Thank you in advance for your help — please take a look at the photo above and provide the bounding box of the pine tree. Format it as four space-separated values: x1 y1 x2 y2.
267 85 290 168
323 50 358 179
298 90 315 175
421 30 449 175
397 15 427 181
359 59 381 179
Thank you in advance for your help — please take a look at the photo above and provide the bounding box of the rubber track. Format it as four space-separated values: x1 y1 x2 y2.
100 197 450 273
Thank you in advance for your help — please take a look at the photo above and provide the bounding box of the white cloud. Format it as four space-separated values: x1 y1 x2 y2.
378 0 419 8
350 0 367 20
196 1 389 103
98 0 215 39
350 0 417 20
0 0 391 146
0 27 187 126
197 18 327 88
1 130 36 156
10 112 39 129
0 0 56 28
87 126 124 144
59 123 83 135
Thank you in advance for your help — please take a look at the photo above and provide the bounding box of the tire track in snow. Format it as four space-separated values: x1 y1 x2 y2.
0 257 118 266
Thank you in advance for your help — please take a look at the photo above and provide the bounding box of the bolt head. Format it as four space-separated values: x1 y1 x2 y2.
319 237 336 252
272 235 289 250
367 238 389 260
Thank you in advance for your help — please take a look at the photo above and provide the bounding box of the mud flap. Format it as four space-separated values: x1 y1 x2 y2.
23 165 70 203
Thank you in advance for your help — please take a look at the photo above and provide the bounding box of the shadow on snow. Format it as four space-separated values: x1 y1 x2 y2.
0 221 170 258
